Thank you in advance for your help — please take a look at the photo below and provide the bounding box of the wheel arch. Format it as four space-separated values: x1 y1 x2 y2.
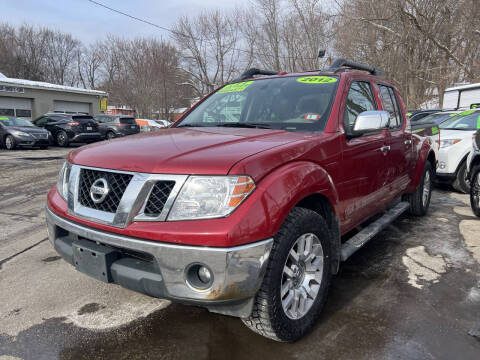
470 155 480 179
295 193 341 274
454 152 470 176
407 138 436 193
247 160 341 274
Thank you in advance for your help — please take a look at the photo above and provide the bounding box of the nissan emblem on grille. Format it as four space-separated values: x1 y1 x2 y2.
89 178 110 204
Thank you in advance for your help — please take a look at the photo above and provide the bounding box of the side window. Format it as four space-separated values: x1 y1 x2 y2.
343 81 377 134
379 85 403 129
34 117 48 126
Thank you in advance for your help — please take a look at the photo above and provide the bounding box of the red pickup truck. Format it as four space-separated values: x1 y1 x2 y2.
46 59 435 342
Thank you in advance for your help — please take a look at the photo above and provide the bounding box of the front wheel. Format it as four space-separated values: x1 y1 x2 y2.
56 131 69 147
470 165 480 217
4 135 17 150
453 161 470 194
242 207 332 342
406 161 433 216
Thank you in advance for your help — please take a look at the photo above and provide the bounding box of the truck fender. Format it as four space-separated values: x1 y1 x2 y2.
241 161 341 273
407 140 435 193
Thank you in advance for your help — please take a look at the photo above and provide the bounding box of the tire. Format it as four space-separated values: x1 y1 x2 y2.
4 135 17 150
453 161 470 194
470 165 480 217
56 131 69 147
242 207 332 342
106 131 116 140
406 161 433 216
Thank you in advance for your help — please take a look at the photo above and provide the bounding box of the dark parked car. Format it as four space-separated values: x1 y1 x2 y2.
409 109 441 122
32 113 102 147
467 130 480 217
93 115 140 139
414 110 461 125
0 116 50 150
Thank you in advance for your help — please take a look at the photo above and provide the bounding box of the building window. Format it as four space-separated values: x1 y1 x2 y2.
15 109 32 119
0 108 15 116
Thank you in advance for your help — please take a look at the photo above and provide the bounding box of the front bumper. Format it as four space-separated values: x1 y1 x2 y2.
70 132 102 143
435 172 456 184
46 206 273 318
13 134 50 147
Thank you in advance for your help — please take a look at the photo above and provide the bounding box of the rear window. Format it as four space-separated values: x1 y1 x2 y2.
120 117 136 124
72 115 94 123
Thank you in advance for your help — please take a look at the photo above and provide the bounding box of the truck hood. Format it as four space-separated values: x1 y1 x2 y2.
9 126 49 134
68 127 307 175
439 129 476 140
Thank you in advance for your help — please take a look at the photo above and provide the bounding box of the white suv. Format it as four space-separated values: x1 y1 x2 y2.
437 109 480 193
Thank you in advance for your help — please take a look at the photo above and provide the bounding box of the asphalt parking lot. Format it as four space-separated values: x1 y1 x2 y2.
1 146 479 360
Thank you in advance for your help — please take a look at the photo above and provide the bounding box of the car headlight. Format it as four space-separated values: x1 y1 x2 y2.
56 161 71 200
438 139 462 148
167 176 255 221
12 130 31 137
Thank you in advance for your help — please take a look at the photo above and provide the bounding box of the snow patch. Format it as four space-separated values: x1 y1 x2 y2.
402 246 448 289
460 220 480 264
67 297 170 330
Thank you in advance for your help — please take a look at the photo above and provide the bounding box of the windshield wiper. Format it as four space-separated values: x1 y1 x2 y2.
176 123 209 128
214 123 273 129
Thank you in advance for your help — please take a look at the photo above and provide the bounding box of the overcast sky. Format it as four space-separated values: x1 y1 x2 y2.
3 0 249 43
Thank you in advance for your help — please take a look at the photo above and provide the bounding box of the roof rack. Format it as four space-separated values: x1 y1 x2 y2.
235 68 279 81
327 58 385 76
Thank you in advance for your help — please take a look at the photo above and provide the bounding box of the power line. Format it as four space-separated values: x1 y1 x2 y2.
86 0 190 39
85 0 321 61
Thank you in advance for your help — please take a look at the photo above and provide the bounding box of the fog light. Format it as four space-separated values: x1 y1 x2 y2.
185 263 214 290
439 161 446 169
198 266 212 284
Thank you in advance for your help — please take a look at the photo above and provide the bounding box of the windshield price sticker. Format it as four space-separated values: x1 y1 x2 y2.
431 126 439 135
458 110 475 117
477 115 480 129
304 113 321 121
217 81 254 94
297 76 338 84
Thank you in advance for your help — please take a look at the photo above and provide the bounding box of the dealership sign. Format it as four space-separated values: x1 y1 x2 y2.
0 85 24 94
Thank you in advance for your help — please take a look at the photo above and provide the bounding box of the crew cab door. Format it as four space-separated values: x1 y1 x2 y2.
377 84 411 197
339 80 390 231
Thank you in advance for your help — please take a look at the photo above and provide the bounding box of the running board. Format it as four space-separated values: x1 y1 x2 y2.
340 202 410 261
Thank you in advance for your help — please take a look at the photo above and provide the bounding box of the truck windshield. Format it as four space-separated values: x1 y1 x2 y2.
439 110 480 131
176 75 339 132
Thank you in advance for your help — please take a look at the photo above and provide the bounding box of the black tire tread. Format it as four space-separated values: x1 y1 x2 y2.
453 161 469 194
470 165 480 217
407 161 432 216
56 131 69 147
242 207 332 342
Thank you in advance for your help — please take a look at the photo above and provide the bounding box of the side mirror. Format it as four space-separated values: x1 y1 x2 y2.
352 110 390 134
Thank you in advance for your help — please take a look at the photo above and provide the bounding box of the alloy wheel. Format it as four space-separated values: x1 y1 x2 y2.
281 233 324 320
5 136 14 150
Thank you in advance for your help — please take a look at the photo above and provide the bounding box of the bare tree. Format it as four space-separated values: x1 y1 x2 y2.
173 10 243 96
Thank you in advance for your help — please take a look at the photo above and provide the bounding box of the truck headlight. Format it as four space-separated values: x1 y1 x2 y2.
439 139 461 148
56 161 71 200
168 176 255 220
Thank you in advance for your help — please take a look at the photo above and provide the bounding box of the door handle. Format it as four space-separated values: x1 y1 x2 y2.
380 145 391 152
404 140 412 145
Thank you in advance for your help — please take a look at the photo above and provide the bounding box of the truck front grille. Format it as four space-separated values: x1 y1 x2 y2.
144 181 176 217
78 169 133 213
